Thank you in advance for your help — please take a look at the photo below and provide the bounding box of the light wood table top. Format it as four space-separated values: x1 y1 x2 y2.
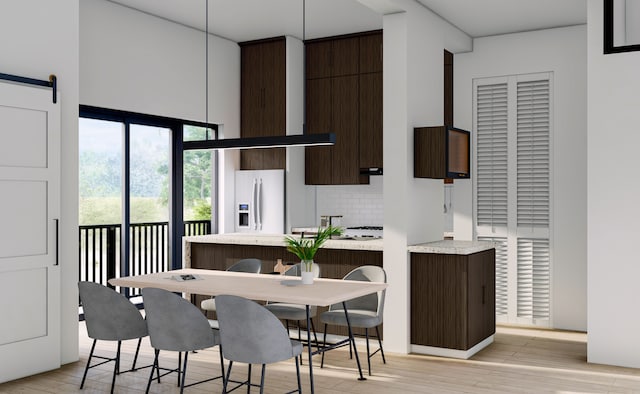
109 268 387 307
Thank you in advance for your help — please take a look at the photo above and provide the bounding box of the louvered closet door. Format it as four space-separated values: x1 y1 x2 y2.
473 73 552 327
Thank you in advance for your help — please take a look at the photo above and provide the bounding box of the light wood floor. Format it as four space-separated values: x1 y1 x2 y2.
2 323 640 393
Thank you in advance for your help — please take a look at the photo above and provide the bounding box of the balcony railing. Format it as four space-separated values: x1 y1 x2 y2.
79 219 211 300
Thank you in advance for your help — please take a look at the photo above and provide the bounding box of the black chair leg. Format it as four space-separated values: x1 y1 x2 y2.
295 356 302 393
365 328 371 376
219 346 226 390
146 349 160 394
223 360 234 394
180 351 189 394
376 326 386 364
259 364 266 394
321 323 328 368
110 341 121 394
177 351 182 387
247 363 252 394
80 338 97 389
132 337 142 371
310 318 320 350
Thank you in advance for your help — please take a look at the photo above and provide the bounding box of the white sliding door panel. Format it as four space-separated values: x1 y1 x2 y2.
0 181 47 258
474 73 552 328
0 267 47 345
0 80 60 383
0 106 47 168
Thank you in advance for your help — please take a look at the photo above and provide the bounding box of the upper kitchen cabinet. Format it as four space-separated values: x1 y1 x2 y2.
305 31 383 185
414 126 470 179
240 37 286 170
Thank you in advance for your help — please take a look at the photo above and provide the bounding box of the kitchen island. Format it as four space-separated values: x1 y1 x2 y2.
183 233 383 338
184 234 495 358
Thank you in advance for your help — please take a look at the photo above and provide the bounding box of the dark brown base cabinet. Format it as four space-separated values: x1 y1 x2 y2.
188 242 383 339
410 249 495 351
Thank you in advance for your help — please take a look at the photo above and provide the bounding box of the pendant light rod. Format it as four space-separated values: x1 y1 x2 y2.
205 0 209 136
199 0 335 150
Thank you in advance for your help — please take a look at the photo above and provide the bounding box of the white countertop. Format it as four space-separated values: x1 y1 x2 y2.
185 235 494 255
408 240 495 255
184 233 384 251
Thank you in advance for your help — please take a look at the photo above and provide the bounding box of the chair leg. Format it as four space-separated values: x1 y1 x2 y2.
295 356 302 393
259 364 266 394
310 318 320 350
223 360 234 394
146 349 160 394
321 323 328 368
375 326 386 364
132 337 143 371
286 319 290 336
365 328 371 376
177 351 182 387
110 341 121 394
219 346 226 391
180 351 189 394
247 363 252 394
80 338 97 389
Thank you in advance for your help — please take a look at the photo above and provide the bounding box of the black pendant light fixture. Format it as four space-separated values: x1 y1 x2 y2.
192 0 335 151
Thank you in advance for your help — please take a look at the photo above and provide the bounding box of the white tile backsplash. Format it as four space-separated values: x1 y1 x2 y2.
315 176 383 227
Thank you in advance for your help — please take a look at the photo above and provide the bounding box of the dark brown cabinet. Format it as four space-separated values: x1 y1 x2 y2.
414 126 470 179
410 249 495 350
305 31 382 185
240 37 286 170
444 49 453 126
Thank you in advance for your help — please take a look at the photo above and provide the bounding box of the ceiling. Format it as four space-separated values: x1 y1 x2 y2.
107 0 586 43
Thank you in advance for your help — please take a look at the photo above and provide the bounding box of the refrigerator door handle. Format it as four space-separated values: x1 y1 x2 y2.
257 178 263 230
252 178 258 229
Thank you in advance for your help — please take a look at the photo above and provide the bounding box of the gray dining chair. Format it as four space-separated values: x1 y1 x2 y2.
142 287 224 393
264 262 321 347
78 281 149 394
319 265 387 376
215 294 302 393
201 258 262 323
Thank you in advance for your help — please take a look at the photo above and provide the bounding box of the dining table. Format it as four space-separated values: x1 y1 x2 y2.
109 268 388 394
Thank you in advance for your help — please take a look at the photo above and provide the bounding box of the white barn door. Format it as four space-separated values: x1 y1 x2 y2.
0 80 60 382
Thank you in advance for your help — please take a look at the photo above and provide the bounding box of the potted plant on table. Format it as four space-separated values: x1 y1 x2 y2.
284 225 343 284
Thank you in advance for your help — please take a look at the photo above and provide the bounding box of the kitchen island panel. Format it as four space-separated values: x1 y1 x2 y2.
189 241 383 339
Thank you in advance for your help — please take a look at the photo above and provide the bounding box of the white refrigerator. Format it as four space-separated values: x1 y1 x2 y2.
234 169 285 233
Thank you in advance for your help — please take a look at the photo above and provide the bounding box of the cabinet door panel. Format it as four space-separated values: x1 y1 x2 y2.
359 33 382 73
262 40 287 169
359 72 382 168
332 37 359 76
305 78 332 184
240 43 264 169
332 76 360 184
467 256 485 348
306 41 332 79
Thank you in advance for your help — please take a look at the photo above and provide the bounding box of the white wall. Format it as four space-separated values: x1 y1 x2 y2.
381 1 471 353
455 26 588 331
587 0 640 368
80 0 241 233
0 0 80 364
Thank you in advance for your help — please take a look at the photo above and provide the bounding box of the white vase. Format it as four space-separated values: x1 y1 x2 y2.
300 260 315 284
301 271 314 285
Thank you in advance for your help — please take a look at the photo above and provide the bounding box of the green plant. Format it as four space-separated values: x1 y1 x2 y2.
284 226 343 271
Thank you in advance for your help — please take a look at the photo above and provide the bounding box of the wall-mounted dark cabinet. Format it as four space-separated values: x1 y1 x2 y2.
305 30 382 185
444 49 453 127
414 126 470 179
240 37 286 170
